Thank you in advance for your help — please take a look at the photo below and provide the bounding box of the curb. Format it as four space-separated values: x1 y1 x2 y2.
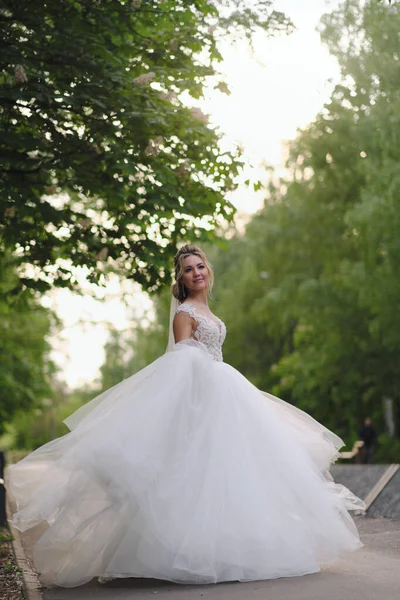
6 492 44 600
364 464 400 513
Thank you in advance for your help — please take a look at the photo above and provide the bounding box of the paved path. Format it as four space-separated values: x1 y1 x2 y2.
23 517 398 600
331 465 400 519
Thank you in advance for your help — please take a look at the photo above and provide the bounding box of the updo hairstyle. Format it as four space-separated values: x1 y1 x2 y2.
172 244 214 303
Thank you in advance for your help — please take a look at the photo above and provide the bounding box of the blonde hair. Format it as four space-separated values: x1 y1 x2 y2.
172 244 214 303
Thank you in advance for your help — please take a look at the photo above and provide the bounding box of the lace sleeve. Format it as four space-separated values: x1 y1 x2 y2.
175 303 197 322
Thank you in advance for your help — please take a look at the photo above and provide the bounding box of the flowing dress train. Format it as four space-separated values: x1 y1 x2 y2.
8 301 364 587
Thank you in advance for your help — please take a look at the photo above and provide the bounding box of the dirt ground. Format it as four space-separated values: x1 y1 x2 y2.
0 525 24 600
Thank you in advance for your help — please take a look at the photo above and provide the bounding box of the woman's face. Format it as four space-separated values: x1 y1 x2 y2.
181 254 209 293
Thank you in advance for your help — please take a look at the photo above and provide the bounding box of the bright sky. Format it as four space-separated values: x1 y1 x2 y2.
47 0 341 389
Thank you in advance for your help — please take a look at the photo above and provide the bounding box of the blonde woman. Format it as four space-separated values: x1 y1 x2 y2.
9 244 363 588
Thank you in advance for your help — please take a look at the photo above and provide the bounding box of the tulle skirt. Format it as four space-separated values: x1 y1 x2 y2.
8 340 364 587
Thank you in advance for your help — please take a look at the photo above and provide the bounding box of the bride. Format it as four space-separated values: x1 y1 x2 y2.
8 244 364 588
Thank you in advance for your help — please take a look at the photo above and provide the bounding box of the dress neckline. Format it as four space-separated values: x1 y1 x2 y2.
180 301 224 336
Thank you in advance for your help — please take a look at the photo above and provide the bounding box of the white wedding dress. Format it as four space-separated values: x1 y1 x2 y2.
9 301 363 587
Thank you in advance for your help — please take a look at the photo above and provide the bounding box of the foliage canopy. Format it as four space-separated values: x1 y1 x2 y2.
0 255 55 435
0 0 290 293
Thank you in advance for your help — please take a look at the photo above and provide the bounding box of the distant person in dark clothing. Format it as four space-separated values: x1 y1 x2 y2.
0 450 5 479
359 417 377 464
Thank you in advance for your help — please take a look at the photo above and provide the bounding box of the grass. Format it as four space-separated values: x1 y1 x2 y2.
0 524 24 599
0 532 14 543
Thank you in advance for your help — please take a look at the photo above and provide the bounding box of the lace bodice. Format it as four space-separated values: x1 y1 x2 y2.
176 302 226 362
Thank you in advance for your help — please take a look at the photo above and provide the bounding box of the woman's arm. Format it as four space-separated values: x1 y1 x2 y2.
173 312 194 343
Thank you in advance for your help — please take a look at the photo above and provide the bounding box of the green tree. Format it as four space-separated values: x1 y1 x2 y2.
0 0 290 293
8 383 97 450
98 288 171 392
203 1 400 454
0 254 56 434
318 0 400 438
99 329 134 391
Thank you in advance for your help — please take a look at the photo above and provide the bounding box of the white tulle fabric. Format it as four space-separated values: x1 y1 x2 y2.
8 302 364 588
